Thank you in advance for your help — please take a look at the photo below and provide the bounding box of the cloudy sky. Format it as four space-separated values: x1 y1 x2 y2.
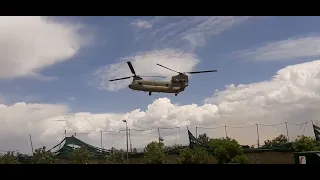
1 16 320 154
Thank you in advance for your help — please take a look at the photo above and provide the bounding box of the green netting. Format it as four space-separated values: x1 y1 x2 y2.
52 136 111 159
313 124 320 142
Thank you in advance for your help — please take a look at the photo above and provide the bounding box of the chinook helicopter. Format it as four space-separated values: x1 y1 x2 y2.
109 62 217 96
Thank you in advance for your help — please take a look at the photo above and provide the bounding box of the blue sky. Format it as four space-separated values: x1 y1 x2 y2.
2 16 320 113
3 16 320 152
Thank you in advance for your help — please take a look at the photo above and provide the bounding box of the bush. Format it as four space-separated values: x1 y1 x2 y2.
230 155 250 164
31 146 56 164
293 136 320 152
70 147 91 164
198 133 209 145
0 151 20 164
262 134 291 149
105 150 126 164
143 141 166 164
178 147 214 164
209 137 243 164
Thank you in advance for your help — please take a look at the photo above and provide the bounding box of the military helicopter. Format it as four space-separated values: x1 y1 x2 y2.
109 62 217 96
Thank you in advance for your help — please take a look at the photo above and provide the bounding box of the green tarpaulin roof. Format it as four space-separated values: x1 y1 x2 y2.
51 136 111 159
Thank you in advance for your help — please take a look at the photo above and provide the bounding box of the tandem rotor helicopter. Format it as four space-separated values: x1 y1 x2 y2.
109 62 217 96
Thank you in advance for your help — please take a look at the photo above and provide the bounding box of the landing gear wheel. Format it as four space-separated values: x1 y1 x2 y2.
175 93 178 96
149 92 152 96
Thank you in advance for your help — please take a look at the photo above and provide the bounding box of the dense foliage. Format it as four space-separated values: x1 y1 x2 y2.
143 140 167 164
293 136 320 152
70 146 91 164
105 149 126 164
198 133 210 145
178 147 214 164
0 151 20 164
262 134 320 151
208 137 249 164
31 146 56 164
262 134 291 149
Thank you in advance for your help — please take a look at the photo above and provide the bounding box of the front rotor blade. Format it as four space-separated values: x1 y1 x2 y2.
140 76 166 78
127 62 136 75
109 76 132 81
156 64 180 73
186 70 217 74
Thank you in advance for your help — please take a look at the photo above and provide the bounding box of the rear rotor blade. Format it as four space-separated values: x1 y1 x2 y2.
127 62 136 75
186 70 217 74
156 64 181 73
140 75 166 78
109 76 132 81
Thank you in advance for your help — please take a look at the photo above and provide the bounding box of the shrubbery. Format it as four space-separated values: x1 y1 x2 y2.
0 151 20 164
105 149 126 164
1 133 320 164
143 140 167 164
70 146 91 164
178 147 214 164
31 146 56 164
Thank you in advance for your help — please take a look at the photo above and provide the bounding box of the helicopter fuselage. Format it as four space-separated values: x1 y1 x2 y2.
108 61 216 96
128 80 186 93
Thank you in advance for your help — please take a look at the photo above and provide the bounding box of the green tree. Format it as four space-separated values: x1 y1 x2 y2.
143 140 166 164
178 147 214 164
293 135 320 152
229 155 250 164
70 147 91 164
262 134 289 148
198 133 209 145
105 150 126 164
31 146 56 164
208 137 243 164
0 151 20 164
164 144 184 152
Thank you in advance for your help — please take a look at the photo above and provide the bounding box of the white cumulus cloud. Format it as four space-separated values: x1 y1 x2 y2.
93 49 200 91
232 35 320 61
0 16 90 80
1 60 320 153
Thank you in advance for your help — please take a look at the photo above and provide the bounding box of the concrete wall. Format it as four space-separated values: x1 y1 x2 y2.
245 151 294 164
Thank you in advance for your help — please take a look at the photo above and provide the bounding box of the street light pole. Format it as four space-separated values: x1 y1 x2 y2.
122 120 129 164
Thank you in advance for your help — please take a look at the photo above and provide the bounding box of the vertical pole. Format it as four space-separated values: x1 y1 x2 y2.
64 130 67 138
125 122 129 164
256 124 260 148
29 135 34 154
100 131 103 151
224 126 228 138
157 127 161 143
129 129 132 152
285 122 289 141
195 127 198 138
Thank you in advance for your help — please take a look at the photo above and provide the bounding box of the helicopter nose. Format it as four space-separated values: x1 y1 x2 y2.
128 84 133 89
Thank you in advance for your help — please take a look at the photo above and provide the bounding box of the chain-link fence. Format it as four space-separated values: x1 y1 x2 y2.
27 120 316 153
